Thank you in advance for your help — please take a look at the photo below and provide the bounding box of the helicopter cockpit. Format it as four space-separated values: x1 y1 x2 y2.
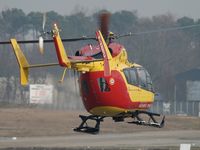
123 67 154 92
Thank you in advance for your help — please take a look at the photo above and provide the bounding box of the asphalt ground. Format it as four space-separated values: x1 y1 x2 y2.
0 130 200 149
0 108 199 149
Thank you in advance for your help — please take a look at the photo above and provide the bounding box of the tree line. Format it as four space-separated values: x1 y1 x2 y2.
0 8 200 102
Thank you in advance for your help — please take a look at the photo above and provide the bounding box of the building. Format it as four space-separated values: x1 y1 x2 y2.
175 68 200 102
175 68 200 116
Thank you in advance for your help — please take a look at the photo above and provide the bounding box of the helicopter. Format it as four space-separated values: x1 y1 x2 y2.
0 13 167 134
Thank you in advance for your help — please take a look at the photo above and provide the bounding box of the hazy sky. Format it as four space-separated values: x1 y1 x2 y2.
0 0 200 19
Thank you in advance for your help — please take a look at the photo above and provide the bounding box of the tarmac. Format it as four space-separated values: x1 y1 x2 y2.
0 108 200 150
0 130 200 149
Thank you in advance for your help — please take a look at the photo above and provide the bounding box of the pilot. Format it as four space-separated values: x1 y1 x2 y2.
106 31 115 44
106 32 114 55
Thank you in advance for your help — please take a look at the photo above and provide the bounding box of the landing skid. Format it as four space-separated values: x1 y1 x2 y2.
74 111 165 134
73 115 105 134
127 110 165 128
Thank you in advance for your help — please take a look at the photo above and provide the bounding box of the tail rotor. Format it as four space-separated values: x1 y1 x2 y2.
38 13 47 54
42 13 46 32
38 36 44 54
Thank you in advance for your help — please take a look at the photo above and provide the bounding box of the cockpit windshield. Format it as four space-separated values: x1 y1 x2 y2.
123 67 154 92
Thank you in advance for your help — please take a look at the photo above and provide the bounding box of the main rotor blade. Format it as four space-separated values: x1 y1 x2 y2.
117 24 200 38
96 30 112 76
134 24 200 35
0 37 96 44
99 12 110 40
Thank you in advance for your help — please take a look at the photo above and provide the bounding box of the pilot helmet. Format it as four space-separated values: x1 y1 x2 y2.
109 31 115 39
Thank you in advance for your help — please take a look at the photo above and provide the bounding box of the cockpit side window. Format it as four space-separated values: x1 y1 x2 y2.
137 68 147 88
123 68 138 86
123 67 153 92
145 70 154 92
137 68 153 91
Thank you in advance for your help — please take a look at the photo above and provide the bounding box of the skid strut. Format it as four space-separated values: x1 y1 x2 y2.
74 115 105 134
128 110 165 128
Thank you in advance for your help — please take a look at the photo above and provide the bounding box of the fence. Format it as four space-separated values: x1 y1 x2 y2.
150 100 200 117
0 76 200 116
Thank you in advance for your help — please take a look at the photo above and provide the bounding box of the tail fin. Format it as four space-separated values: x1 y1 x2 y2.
52 24 71 68
10 39 29 85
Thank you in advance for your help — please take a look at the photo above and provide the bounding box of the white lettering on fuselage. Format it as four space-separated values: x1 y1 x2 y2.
138 103 151 109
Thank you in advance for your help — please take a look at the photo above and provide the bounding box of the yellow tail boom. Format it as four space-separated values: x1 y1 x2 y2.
10 39 29 85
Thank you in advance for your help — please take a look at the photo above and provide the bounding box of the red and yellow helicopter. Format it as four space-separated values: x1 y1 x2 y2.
0 13 165 134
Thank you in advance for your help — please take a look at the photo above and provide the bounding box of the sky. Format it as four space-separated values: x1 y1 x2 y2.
0 0 200 19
